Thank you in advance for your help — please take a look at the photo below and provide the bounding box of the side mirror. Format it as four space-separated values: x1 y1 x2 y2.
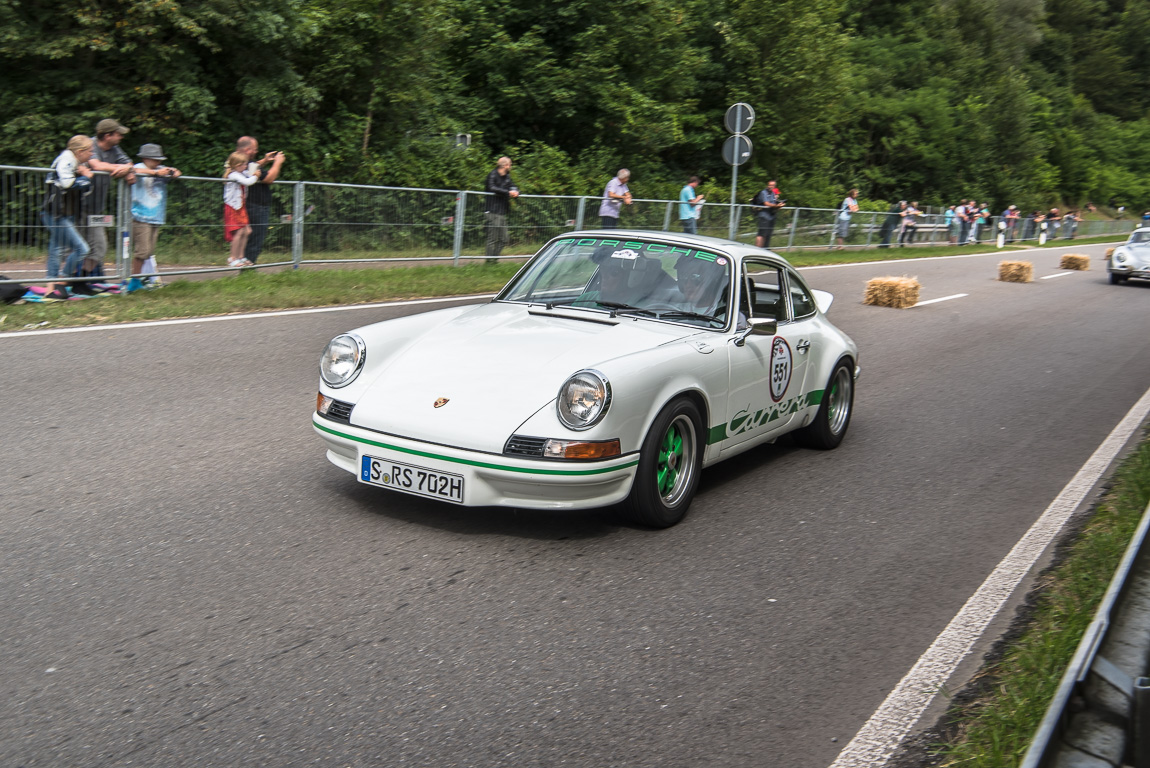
734 316 777 346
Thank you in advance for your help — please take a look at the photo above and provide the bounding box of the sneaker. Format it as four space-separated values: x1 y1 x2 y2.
227 256 242 267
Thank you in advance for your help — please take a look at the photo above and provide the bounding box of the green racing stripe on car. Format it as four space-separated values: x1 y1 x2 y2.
706 389 825 445
314 420 639 476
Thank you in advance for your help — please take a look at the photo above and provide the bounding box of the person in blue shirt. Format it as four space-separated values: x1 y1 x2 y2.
678 176 704 234
130 144 182 291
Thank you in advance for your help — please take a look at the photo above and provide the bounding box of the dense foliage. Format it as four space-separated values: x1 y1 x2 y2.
2 0 1147 209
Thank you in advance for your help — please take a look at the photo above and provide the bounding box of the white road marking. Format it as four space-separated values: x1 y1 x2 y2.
0 294 496 339
1041 272 1076 279
912 293 968 307
828 384 1150 768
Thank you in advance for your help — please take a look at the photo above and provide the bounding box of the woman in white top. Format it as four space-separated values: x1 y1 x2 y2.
41 135 95 299
223 151 259 266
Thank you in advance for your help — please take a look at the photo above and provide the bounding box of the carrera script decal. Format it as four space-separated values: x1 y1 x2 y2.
770 337 792 402
707 389 824 444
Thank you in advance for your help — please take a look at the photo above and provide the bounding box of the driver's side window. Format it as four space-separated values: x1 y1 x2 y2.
742 262 786 321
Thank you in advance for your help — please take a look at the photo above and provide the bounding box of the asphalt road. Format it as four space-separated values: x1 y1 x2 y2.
2 241 1147 768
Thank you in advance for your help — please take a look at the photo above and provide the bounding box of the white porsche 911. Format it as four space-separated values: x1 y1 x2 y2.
314 231 859 528
1108 227 1150 284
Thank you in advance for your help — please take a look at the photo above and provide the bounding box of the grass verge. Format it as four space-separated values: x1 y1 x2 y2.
927 431 1150 766
0 262 522 330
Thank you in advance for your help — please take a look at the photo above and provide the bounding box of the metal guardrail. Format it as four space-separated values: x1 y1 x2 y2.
0 164 1136 286
1022 499 1150 767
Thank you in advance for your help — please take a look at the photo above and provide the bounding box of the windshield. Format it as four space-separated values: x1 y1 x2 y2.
498 236 732 329
1130 230 1150 244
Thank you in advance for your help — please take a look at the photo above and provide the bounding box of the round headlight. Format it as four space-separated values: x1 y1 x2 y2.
1115 249 1128 263
556 369 611 431
320 333 366 388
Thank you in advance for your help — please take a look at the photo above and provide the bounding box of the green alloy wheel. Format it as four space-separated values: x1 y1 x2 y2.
625 397 703 528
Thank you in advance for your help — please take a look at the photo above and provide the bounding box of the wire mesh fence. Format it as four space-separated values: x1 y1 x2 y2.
0 164 1138 287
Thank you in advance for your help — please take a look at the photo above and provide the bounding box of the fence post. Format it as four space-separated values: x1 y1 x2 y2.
575 197 587 231
663 201 673 232
786 208 800 251
292 181 304 269
452 191 466 266
118 177 131 282
863 212 877 248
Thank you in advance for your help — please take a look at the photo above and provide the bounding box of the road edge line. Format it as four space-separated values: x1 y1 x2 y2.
828 384 1150 768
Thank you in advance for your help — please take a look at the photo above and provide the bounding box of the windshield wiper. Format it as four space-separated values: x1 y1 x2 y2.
593 301 659 317
657 309 719 323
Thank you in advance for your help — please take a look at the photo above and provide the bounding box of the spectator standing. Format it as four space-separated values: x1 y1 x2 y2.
1141 210 1150 227
751 179 783 248
83 119 136 276
223 151 259 267
1064 210 1080 238
955 201 970 245
1045 207 1061 240
835 188 859 249
1002 205 1020 243
944 204 957 245
236 136 285 265
679 176 705 234
878 201 905 248
897 201 920 246
484 156 518 263
598 169 631 228
40 135 94 299
129 143 181 292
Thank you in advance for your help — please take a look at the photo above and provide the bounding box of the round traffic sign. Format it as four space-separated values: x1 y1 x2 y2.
722 134 753 166
724 103 755 134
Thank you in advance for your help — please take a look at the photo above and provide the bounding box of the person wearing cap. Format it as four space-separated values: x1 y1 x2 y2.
129 144 181 291
80 119 137 276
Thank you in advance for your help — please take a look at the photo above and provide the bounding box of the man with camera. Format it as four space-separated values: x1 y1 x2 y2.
236 136 286 264
752 180 784 249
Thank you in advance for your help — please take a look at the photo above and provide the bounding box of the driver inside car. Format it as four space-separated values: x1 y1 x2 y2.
671 254 730 317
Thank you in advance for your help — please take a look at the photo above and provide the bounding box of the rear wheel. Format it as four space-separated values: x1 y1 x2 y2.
624 398 703 528
795 360 854 450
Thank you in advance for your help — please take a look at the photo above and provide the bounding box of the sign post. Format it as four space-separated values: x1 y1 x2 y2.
723 103 754 240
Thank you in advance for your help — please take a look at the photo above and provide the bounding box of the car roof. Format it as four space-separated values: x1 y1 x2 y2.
555 229 788 265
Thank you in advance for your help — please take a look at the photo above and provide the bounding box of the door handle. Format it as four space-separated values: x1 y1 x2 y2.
796 339 811 354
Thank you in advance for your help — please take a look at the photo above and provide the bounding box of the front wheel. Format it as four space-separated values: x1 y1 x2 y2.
623 397 704 528
1110 272 1127 285
795 360 854 450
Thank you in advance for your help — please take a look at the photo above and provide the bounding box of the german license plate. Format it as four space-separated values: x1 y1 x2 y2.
360 455 464 504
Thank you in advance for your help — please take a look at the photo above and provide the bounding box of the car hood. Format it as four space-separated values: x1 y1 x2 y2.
350 302 701 452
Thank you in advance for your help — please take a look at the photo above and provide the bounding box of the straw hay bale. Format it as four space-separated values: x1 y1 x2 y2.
1105 247 1115 258
998 261 1033 283
863 276 921 308
1059 253 1090 270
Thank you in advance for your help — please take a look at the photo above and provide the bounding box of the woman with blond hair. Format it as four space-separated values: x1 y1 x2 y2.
40 135 95 299
222 151 259 267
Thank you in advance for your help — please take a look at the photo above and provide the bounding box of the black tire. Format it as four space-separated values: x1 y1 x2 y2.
623 397 704 528
1110 272 1126 285
794 360 854 450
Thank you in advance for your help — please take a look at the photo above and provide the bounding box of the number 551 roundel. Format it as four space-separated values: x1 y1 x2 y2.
314 230 859 528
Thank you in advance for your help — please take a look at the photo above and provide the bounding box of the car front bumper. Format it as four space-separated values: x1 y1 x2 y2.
1110 263 1150 279
313 415 639 510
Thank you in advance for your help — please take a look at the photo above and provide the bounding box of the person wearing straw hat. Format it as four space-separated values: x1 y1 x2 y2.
129 143 181 291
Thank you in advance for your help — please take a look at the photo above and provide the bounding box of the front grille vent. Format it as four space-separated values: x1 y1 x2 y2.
325 399 354 423
504 435 547 457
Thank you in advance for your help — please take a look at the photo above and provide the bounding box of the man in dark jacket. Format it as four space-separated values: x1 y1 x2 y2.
484 156 518 263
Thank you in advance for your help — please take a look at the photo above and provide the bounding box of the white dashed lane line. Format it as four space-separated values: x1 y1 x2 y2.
1041 271 1077 279
912 293 968 307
